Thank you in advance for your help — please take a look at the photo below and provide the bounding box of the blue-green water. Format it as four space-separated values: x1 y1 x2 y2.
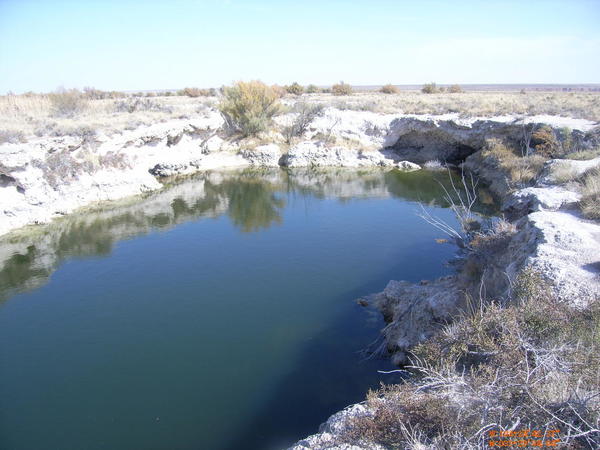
0 168 491 450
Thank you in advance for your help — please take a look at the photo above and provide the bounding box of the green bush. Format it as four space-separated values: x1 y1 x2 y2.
305 84 320 94
285 82 304 95
379 84 399 94
218 81 281 137
331 81 353 96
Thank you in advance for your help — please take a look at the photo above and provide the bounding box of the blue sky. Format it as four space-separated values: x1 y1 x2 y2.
1 0 599 93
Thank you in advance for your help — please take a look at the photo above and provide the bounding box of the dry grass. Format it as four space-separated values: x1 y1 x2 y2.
579 168 600 219
2 90 599 142
0 93 215 139
340 268 600 449
565 148 600 160
481 138 547 187
305 91 600 119
548 161 579 184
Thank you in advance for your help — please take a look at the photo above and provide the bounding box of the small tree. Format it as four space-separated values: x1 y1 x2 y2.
380 84 399 94
218 81 280 137
332 81 353 96
285 82 304 95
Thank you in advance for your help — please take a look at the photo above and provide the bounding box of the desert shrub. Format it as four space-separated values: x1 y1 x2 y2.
548 161 578 184
282 102 325 144
114 98 171 113
34 148 130 190
98 151 130 170
305 84 320 94
218 81 280 137
531 125 560 157
579 168 600 219
33 150 86 189
421 82 439 94
379 84 399 94
270 84 287 98
447 84 464 93
83 87 126 100
343 386 451 447
482 138 547 186
178 87 212 97
0 129 27 144
285 82 304 95
49 88 89 117
331 81 353 96
565 147 600 160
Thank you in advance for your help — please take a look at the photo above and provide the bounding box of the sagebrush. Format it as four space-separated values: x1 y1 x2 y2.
218 81 280 137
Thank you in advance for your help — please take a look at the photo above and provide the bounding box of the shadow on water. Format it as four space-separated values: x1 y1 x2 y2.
220 271 409 450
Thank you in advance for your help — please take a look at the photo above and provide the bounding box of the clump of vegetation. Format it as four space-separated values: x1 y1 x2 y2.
379 84 399 94
33 149 130 189
579 168 600 219
177 87 214 97
282 102 325 144
421 82 440 94
531 125 560 157
340 267 600 449
114 98 171 114
49 88 89 117
548 161 579 184
218 81 280 137
285 82 304 95
447 84 464 93
481 138 547 187
565 148 600 160
305 84 321 94
331 81 353 96
0 129 27 145
82 87 126 100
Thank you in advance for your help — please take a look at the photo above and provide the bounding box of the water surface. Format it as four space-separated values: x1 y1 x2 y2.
0 168 490 450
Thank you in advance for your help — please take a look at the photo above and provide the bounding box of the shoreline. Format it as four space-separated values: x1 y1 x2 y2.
1 108 596 237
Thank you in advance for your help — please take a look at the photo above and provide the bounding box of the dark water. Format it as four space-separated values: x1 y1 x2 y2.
0 168 493 450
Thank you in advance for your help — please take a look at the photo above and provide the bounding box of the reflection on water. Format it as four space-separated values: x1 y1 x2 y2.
0 168 494 303
0 167 498 450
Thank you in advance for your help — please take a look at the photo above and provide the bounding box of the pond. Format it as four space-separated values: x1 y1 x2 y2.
0 168 492 450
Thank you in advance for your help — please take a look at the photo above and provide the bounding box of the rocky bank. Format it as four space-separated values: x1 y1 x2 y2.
1 108 595 237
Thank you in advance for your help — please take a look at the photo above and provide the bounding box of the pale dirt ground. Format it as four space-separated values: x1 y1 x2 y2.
1 90 599 142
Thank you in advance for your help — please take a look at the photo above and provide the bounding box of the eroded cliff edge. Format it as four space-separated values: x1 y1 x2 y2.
0 108 596 236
